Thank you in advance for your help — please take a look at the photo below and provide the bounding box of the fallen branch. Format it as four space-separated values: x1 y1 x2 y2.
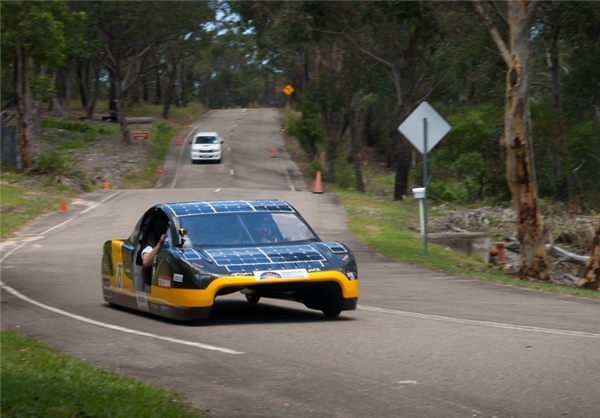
546 244 589 266
502 238 589 266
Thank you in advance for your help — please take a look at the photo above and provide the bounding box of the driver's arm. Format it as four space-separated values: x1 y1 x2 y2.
142 234 166 267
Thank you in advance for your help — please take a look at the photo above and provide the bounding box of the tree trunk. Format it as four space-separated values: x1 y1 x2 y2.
548 24 568 203
180 60 188 106
348 98 365 193
114 73 130 142
504 1 550 281
14 41 33 170
162 57 178 119
393 138 411 201
578 215 600 290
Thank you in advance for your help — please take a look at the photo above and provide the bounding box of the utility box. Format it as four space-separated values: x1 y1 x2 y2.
412 187 426 234
412 187 426 199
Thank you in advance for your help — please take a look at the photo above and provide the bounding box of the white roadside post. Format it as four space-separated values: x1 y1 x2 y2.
412 187 426 234
399 102 451 256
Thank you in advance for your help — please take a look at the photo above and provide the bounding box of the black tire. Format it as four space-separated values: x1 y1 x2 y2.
245 294 260 304
322 308 341 318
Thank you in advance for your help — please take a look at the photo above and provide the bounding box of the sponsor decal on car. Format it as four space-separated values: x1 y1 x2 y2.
116 262 123 289
136 292 149 311
173 273 183 283
254 268 309 280
158 276 172 288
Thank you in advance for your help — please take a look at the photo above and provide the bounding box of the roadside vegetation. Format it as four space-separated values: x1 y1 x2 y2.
0 331 207 418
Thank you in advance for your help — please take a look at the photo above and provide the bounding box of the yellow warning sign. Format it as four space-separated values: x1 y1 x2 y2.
283 84 295 95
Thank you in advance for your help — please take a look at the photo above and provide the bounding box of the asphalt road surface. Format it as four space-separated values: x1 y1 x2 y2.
2 108 599 418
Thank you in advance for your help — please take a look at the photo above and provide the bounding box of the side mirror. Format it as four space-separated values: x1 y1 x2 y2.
178 228 187 247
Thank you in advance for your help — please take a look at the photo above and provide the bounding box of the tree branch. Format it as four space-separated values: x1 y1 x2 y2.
525 0 543 29
487 0 508 26
471 0 511 66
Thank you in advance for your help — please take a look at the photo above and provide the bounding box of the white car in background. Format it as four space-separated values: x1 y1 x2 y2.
190 131 223 163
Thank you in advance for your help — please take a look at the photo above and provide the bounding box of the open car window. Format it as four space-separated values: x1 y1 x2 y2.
179 213 317 246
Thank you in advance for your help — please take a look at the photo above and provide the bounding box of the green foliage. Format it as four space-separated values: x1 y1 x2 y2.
303 159 324 182
419 105 509 205
1 331 207 418
43 118 93 133
284 110 326 157
566 120 600 207
566 120 596 159
28 149 92 192
334 148 355 190
32 149 79 176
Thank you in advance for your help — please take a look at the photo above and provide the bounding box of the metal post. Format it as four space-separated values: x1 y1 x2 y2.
423 118 428 256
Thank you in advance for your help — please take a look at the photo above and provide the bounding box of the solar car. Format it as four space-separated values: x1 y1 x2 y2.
101 199 359 320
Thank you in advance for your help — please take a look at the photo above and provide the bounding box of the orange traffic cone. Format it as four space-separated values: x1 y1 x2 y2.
270 146 277 158
59 199 68 213
177 135 183 146
185 124 192 129
103 180 110 191
312 171 324 194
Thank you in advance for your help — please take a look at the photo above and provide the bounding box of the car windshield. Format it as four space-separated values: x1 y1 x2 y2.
194 136 218 144
179 212 318 246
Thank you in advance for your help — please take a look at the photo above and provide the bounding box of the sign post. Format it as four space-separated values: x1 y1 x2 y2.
130 128 150 181
398 102 451 256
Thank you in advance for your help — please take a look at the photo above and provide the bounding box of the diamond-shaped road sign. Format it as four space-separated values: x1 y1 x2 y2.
398 101 450 154
283 84 295 95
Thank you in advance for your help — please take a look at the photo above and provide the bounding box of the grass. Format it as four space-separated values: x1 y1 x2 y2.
0 172 77 239
0 330 207 418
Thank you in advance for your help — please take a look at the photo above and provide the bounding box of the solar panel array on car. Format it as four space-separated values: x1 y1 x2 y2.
164 200 294 217
184 245 326 272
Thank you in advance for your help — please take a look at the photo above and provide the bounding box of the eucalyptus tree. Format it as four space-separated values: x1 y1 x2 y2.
556 2 600 209
526 1 600 206
230 1 354 179
82 1 213 141
231 1 442 195
578 215 600 290
472 0 550 281
1 0 83 170
315 1 443 199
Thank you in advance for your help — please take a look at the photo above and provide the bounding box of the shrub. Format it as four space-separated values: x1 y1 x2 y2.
32 149 79 176
43 119 93 133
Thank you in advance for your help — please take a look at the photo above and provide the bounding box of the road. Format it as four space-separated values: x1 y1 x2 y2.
1 108 599 418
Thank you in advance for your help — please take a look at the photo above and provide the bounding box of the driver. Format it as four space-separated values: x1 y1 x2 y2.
253 215 277 243
142 217 170 267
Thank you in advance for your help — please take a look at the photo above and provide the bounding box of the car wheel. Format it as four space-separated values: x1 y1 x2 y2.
322 308 341 318
245 294 260 304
